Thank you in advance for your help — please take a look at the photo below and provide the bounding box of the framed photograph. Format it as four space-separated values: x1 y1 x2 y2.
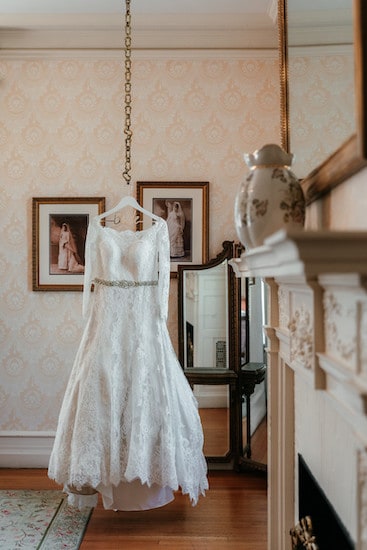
32 197 105 291
136 181 209 277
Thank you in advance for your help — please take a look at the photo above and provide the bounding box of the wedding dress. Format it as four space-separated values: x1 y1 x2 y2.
48 199 208 511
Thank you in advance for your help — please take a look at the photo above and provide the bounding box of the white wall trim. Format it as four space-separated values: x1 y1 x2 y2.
0 48 278 60
0 13 277 50
194 385 229 409
288 43 353 58
288 9 352 46
0 28 277 50
0 432 55 468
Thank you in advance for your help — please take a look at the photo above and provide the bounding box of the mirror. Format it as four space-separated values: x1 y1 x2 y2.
279 0 367 203
178 241 241 373
178 242 267 470
179 259 229 371
178 241 241 464
238 278 267 473
288 1 354 179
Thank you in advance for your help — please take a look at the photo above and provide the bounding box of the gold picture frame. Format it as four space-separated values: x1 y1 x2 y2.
32 197 105 291
136 181 209 277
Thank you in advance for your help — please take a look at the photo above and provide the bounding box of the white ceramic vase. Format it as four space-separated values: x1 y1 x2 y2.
234 143 305 249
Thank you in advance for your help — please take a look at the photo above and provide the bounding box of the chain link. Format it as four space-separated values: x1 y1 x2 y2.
123 0 132 185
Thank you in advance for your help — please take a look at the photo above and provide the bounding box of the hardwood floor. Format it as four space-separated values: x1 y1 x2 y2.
200 407 267 465
243 416 268 466
199 407 230 456
0 469 267 549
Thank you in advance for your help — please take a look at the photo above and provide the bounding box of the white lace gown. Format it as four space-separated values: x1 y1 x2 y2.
48 216 208 510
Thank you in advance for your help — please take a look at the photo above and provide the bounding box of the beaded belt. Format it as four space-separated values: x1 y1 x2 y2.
93 277 158 288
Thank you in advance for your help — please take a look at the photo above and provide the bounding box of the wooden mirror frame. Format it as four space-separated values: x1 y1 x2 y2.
177 240 242 464
279 0 367 205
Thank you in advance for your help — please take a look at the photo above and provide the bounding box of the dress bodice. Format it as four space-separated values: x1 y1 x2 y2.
82 216 170 320
94 225 160 282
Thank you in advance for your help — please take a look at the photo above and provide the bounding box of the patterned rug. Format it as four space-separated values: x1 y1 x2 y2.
0 489 93 549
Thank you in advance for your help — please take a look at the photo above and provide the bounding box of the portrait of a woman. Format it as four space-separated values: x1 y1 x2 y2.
58 222 84 273
49 215 87 275
165 200 186 258
152 198 192 261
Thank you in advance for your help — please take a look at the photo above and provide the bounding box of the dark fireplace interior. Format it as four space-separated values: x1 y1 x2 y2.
298 455 354 550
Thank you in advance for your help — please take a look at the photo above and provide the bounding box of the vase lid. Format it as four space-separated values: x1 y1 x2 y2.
244 143 294 168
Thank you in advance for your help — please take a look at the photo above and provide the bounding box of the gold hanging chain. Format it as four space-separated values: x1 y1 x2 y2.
123 0 132 185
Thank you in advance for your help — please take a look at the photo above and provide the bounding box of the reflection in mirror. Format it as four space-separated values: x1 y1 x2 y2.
178 241 241 464
240 278 249 364
179 243 269 468
287 0 354 178
239 278 267 472
279 0 367 201
194 384 230 457
180 369 238 465
178 240 240 374
182 260 228 369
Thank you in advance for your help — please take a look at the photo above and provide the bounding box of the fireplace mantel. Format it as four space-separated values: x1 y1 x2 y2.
231 229 367 550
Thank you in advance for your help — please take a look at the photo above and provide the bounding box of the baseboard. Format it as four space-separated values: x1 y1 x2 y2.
0 432 55 468
193 385 228 408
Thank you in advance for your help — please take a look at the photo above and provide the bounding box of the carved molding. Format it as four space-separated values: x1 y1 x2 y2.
278 286 289 329
288 305 313 370
233 229 367 550
323 291 356 364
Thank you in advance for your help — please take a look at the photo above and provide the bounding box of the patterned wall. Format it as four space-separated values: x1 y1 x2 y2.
289 46 354 178
0 50 279 432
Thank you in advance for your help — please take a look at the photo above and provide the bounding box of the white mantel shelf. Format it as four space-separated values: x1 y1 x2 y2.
231 228 367 550
230 228 367 279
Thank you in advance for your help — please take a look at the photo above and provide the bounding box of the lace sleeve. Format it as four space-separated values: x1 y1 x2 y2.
82 219 97 319
157 219 170 321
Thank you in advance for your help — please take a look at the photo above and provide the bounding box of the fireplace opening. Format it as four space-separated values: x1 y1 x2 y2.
298 455 354 550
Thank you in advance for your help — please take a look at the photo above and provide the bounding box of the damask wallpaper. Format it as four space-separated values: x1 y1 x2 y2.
0 50 280 433
289 46 354 178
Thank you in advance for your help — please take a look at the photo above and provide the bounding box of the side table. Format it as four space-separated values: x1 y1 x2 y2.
238 361 267 472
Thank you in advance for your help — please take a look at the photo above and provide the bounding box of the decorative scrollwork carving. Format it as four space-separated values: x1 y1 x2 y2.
323 291 356 362
288 306 313 369
290 515 319 550
278 286 289 329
